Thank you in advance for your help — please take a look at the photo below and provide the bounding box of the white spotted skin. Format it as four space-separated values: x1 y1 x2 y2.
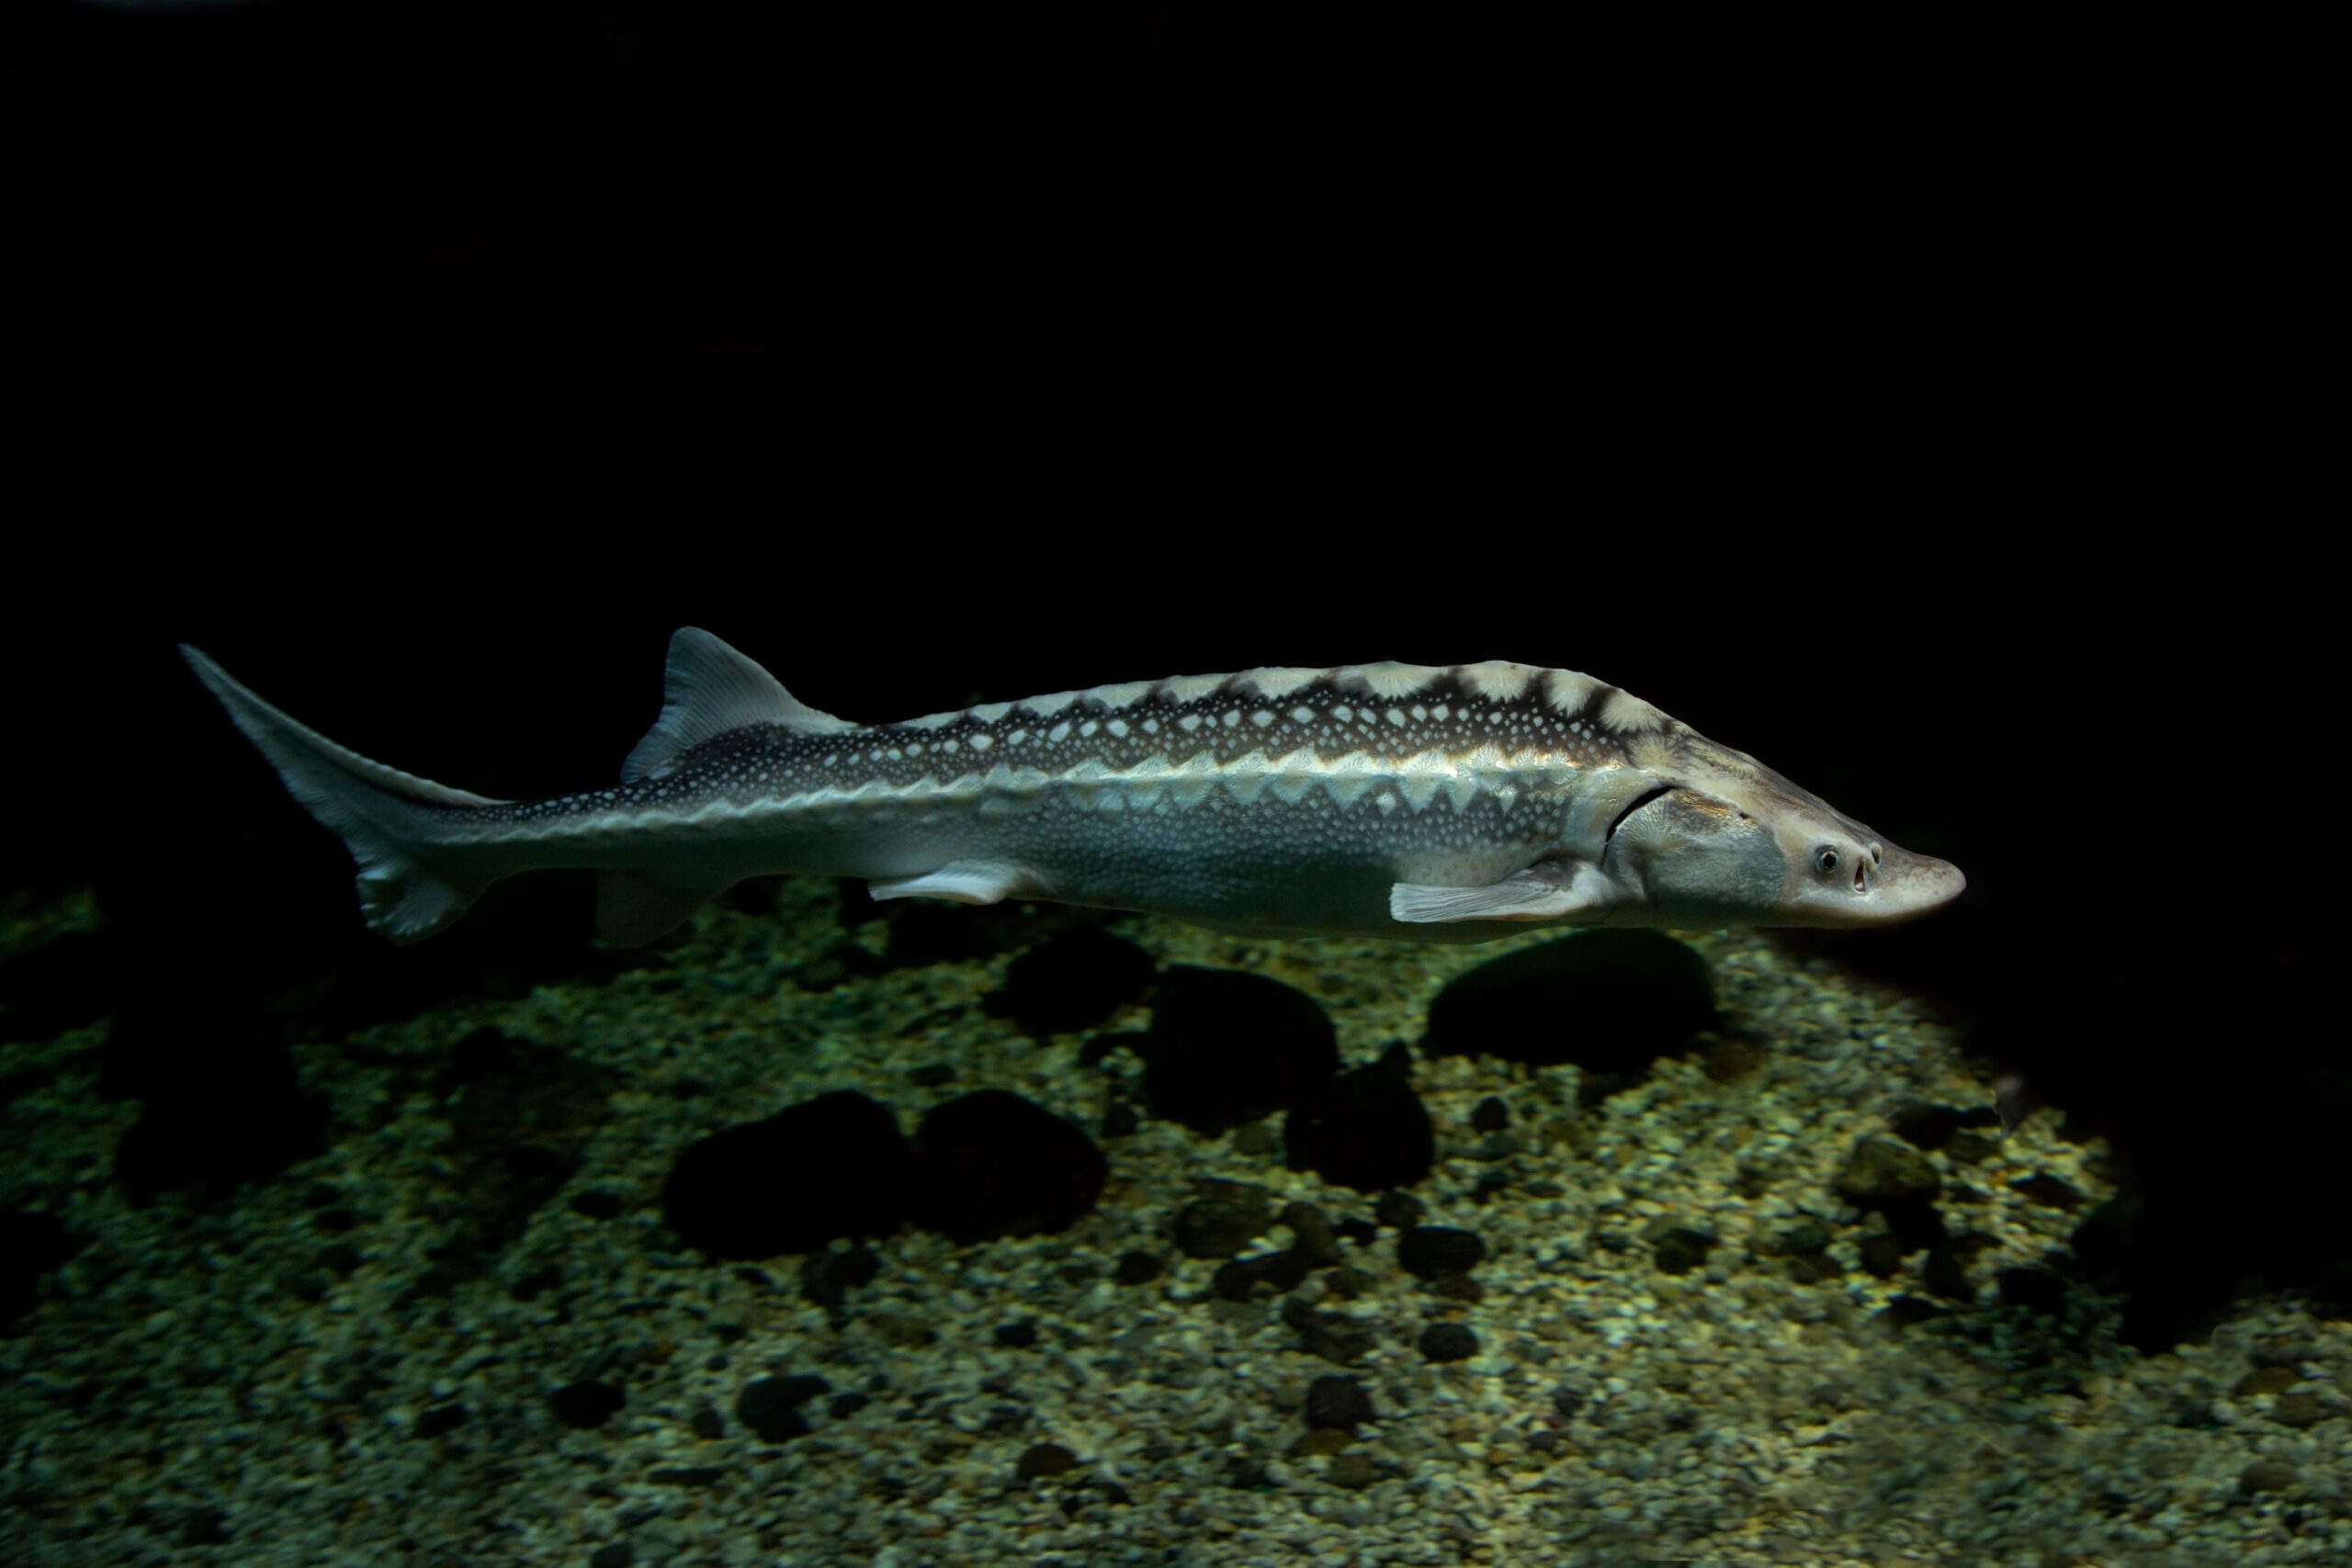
427 662 1694 940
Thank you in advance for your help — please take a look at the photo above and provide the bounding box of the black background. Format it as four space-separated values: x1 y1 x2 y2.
3 3 2329 1345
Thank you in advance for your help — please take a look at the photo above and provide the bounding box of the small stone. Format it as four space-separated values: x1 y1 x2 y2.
1374 1190 1426 1230
736 1374 826 1442
1396 1225 1485 1281
1469 1097 1510 1133
1769 1221 1832 1256
1835 1138 1940 1202
1016 1442 1079 1480
2234 1366 2299 1398
413 1403 469 1438
994 1320 1039 1348
1290 1427 1352 1456
1326 1452 1382 1489
1304 1375 1375 1431
2239 1458 2298 1495
1280 1202 1343 1266
1418 1322 1479 1363
648 1466 726 1488
588 1545 635 1568
1112 1250 1164 1287
2272 1393 2323 1428
1232 1122 1279 1156
1785 1252 1838 1284
687 1403 725 1439
550 1380 625 1430
1175 1183 1273 1259
1650 1228 1714 1276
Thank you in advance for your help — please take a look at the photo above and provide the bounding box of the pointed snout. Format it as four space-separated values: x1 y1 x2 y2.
1875 845 1967 923
1777 840 1966 929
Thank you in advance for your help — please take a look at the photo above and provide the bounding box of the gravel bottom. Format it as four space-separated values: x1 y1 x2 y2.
3 878 2347 1567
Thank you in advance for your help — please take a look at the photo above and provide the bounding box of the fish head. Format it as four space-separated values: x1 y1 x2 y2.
1598 735 1965 930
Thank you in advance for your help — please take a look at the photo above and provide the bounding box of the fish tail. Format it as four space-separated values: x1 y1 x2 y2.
180 646 512 942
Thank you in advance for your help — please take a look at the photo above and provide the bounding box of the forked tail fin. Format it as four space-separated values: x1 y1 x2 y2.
180 646 513 942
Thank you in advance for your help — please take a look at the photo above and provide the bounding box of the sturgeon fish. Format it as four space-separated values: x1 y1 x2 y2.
181 630 1963 947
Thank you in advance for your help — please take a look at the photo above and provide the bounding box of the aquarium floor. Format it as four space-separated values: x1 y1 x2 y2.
4 881 2347 1567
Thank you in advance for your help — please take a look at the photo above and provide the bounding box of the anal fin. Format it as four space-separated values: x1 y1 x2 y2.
597 872 724 946
868 861 1032 907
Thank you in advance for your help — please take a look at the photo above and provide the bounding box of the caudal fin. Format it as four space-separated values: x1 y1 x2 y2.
181 646 512 942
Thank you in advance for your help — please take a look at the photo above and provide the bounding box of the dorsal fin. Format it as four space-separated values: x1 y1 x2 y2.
621 627 855 783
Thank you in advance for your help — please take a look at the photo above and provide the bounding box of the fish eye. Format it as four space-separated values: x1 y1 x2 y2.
1814 847 1839 874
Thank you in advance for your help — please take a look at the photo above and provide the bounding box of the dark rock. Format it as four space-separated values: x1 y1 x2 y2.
178 1508 231 1546
1227 1456 1273 1489
0 1209 78 1331
2239 1459 2298 1495
1326 1452 1382 1489
829 1392 872 1419
1890 1103 1964 1150
1213 1252 1312 1302
688 1404 725 1439
1016 1442 1079 1480
2010 1173 2085 1211
1419 931 1715 1076
1282 1298 1379 1363
2273 1393 2324 1427
1996 1269 2066 1315
569 1190 625 1221
661 1090 910 1260
800 1245 882 1309
551 1380 626 1429
1469 1097 1510 1133
1766 1220 1832 1256
649 1466 727 1488
1112 1250 1164 1287
908 1090 1106 1245
1835 1137 1941 1202
1650 1228 1715 1276
2252 1337 2318 1369
1304 1375 1375 1430
1374 1191 1425 1230
1396 1225 1485 1281
2234 1366 2299 1398
1858 1231 1905 1277
1550 1387 1587 1420
107 1024 325 1202
1702 1036 1768 1081
1284 1043 1432 1191
1281 1202 1342 1266
1785 1252 1838 1284
905 1063 956 1089
589 1544 635 1568
736 1374 827 1442
417 1031 620 1266
994 1320 1039 1348
1175 1183 1273 1258
1417 1322 1478 1362
987 931 1157 1036
413 1403 469 1438
1139 965 1340 1136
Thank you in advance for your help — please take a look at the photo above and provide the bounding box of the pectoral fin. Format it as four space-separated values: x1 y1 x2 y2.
869 861 1034 906
1389 863 1609 925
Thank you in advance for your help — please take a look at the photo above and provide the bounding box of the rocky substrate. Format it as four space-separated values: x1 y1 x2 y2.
2 878 2346 1567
